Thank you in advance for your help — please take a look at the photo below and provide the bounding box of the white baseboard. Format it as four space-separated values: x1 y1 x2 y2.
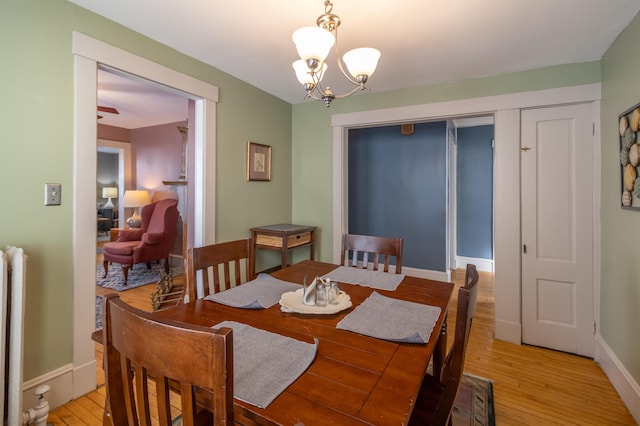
22 364 74 413
455 256 494 273
402 266 451 282
595 335 640 423
73 358 98 399
494 318 521 344
21 359 98 414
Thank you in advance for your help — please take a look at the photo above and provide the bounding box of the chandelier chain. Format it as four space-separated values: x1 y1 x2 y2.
324 0 333 14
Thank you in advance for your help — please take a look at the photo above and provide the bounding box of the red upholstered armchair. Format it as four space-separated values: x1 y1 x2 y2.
102 199 179 286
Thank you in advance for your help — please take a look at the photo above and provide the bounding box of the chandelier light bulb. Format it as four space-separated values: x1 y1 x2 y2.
343 48 381 79
293 60 327 85
292 26 335 63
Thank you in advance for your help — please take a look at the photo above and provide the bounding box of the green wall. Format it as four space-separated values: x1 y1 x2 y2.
601 12 640 385
0 0 292 380
291 61 601 262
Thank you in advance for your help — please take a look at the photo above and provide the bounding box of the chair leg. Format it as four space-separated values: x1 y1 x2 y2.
146 262 152 270
103 260 109 278
121 264 131 286
163 258 170 275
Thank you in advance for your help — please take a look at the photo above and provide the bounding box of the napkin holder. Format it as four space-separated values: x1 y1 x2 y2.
303 277 318 305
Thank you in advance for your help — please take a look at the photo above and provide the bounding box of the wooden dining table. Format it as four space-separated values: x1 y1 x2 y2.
154 260 454 425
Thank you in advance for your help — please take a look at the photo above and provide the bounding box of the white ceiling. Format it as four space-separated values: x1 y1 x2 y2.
78 0 640 129
97 69 189 129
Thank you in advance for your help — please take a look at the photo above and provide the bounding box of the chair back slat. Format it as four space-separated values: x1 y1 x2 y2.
103 293 234 425
156 376 171 425
134 365 151 424
186 239 255 301
340 234 403 273
179 381 197 425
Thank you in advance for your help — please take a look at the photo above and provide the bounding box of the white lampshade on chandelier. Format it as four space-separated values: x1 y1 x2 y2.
292 0 380 107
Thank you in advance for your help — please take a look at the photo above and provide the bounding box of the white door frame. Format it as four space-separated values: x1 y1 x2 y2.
331 84 601 345
447 123 457 272
72 32 218 398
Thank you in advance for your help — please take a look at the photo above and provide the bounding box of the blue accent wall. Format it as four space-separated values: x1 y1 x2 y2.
348 122 447 271
456 125 494 259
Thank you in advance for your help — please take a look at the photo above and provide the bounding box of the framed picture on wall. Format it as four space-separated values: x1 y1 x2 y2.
247 141 272 181
619 102 640 209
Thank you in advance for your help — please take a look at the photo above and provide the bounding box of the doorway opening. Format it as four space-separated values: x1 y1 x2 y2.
96 141 130 240
73 31 219 398
344 116 495 282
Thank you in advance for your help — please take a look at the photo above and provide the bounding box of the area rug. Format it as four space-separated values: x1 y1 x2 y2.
452 373 496 426
96 263 180 291
95 296 103 331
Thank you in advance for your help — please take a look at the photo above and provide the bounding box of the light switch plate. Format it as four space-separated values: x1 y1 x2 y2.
45 183 61 206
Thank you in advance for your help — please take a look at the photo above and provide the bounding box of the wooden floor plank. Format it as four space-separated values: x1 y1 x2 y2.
71 395 104 423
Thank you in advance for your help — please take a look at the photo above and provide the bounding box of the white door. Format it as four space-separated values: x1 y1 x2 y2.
521 103 594 357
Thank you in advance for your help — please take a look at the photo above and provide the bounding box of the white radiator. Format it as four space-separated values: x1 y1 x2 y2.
1 246 27 426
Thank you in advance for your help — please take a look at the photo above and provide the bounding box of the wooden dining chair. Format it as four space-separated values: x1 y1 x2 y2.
102 293 234 426
186 238 255 302
340 233 404 273
409 264 480 426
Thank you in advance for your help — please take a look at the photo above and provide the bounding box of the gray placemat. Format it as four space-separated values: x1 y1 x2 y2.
215 321 318 409
336 291 441 344
321 266 405 291
204 273 300 308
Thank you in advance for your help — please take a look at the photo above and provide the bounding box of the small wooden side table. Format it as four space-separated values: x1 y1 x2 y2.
109 227 127 242
250 224 317 270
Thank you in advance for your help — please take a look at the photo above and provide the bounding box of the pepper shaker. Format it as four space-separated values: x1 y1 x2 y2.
328 281 340 304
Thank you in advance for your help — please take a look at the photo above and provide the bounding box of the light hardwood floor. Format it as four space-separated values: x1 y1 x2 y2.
48 266 636 425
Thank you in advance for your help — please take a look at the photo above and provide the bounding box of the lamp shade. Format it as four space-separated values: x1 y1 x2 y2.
102 187 118 199
343 48 381 79
292 26 335 63
122 190 151 208
293 60 327 85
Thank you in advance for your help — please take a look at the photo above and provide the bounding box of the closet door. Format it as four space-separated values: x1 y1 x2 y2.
521 103 594 356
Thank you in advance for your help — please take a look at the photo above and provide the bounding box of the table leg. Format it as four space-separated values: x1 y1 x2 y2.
432 313 447 383
309 230 315 261
281 240 288 269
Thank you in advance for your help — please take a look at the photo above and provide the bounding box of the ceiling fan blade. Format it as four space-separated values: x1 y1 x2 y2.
97 106 119 115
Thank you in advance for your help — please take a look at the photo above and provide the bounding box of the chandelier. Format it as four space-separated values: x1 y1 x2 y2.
292 0 381 107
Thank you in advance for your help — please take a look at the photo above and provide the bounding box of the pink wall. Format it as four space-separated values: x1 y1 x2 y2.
98 124 130 141
131 121 187 192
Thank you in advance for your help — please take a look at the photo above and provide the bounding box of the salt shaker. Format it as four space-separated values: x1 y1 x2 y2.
328 281 340 305
316 281 327 307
